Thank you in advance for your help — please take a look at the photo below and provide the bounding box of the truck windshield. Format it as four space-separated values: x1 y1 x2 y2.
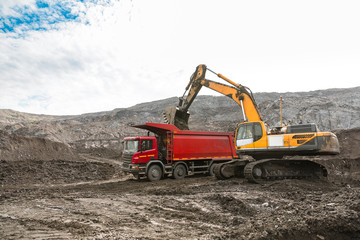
124 140 139 153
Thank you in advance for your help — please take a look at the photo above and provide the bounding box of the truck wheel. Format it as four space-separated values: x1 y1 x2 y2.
173 164 186 179
147 165 162 181
208 163 216 176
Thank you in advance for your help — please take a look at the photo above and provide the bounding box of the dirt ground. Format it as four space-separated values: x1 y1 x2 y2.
1 129 360 239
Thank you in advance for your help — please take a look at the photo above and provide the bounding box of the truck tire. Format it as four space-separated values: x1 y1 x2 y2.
147 165 162 181
173 164 186 179
208 163 216 176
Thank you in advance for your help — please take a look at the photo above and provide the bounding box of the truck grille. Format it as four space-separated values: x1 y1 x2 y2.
122 152 133 167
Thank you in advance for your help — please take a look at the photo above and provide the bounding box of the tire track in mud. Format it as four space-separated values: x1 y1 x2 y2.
2 175 359 239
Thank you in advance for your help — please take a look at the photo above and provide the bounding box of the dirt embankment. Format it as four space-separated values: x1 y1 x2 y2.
0 130 76 162
0 130 123 186
334 127 360 159
316 127 360 185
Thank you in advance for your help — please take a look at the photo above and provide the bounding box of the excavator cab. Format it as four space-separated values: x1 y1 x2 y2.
235 121 340 159
236 122 263 147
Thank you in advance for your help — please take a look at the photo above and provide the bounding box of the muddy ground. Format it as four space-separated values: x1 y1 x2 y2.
1 165 359 240
1 129 360 239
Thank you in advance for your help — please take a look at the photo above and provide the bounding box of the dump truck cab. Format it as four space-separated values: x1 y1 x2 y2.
122 136 159 177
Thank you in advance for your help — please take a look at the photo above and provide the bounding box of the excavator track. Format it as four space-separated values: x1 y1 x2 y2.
244 159 328 184
214 160 250 180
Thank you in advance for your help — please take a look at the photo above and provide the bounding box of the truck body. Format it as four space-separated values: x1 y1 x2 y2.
121 122 238 181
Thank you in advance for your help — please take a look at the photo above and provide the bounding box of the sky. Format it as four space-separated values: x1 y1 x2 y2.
1 0 359 115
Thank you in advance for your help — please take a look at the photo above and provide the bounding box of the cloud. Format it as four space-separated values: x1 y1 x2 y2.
0 0 36 17
0 0 360 115
1 1 111 38
0 1 136 114
0 0 193 115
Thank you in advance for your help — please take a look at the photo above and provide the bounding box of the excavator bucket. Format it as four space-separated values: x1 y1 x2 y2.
162 65 207 130
163 106 190 130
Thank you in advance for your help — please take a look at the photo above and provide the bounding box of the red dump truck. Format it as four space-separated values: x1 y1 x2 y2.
121 122 238 181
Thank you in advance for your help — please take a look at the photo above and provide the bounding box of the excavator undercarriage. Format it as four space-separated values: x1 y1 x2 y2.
214 158 328 184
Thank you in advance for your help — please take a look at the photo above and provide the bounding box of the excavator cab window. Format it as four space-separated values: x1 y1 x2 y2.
236 122 263 147
236 123 254 146
254 122 263 141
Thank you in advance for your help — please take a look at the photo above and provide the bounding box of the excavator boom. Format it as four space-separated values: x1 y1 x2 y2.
163 64 262 130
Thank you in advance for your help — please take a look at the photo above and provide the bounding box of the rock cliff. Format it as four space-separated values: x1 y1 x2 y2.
0 86 359 154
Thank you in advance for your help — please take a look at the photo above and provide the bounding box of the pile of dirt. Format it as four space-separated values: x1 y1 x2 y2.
334 127 360 159
320 157 360 185
205 194 256 216
318 127 360 185
0 159 118 186
72 145 122 159
0 130 123 187
0 130 76 161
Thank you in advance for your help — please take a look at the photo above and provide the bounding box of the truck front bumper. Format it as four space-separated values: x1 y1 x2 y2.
121 163 146 175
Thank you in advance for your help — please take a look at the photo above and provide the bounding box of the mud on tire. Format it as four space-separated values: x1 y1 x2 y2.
173 164 187 179
147 164 162 181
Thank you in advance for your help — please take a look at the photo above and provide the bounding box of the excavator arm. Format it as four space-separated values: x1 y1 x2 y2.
163 64 262 130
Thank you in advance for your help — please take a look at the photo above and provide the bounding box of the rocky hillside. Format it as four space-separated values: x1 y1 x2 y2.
0 86 359 154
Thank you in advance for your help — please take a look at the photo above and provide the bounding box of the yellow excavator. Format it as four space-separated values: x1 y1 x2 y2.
163 64 340 183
